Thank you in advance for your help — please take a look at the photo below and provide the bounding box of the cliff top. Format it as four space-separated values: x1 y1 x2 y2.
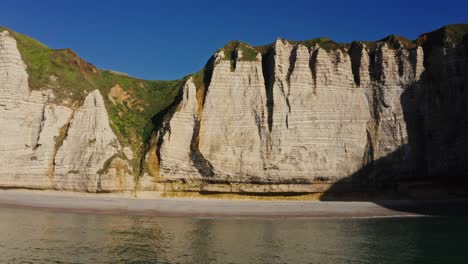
215 24 468 61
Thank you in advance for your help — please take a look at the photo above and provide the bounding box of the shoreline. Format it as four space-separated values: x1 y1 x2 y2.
0 189 467 218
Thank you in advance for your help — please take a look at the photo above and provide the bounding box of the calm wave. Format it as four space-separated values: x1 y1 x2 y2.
0 207 467 263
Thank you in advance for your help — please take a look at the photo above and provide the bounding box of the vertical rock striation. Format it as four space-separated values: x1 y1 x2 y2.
420 31 468 178
197 50 269 182
266 42 370 182
155 35 436 192
0 30 134 192
158 78 203 181
0 31 72 189
54 90 134 192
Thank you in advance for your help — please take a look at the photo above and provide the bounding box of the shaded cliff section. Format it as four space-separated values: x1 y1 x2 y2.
152 24 468 198
323 24 468 199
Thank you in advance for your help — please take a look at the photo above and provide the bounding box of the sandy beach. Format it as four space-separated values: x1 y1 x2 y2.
0 189 467 218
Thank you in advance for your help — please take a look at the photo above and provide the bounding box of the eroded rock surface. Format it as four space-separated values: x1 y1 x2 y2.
0 31 72 189
54 90 134 192
155 38 432 191
0 31 133 192
158 78 203 181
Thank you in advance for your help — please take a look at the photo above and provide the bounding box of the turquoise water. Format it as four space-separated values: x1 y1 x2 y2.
0 207 467 263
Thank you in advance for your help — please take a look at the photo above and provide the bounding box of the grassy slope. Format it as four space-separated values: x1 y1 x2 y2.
0 26 181 174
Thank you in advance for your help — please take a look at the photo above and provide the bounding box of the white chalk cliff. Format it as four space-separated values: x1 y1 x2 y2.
1 25 467 195
154 39 427 193
0 31 133 192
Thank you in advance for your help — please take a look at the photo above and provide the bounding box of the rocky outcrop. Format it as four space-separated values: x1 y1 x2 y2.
197 50 269 182
265 41 370 182
356 44 427 183
54 90 134 192
0 30 133 192
0 31 70 189
157 78 203 181
153 37 427 192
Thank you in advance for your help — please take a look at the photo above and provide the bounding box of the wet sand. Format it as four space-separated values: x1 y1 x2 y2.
0 189 467 218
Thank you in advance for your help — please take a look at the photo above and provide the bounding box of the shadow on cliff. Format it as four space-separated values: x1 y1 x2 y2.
319 79 468 216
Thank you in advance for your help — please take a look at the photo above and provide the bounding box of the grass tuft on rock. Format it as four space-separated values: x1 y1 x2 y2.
288 37 347 52
221 41 259 62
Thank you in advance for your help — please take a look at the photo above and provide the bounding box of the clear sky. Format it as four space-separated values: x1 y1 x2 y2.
1 0 467 80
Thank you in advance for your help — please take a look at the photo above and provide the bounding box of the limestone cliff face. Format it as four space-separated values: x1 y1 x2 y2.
0 31 133 192
265 41 370 181
197 50 269 182
0 31 67 189
357 44 427 182
158 78 202 181
155 38 427 190
154 27 468 193
421 41 468 178
54 90 134 192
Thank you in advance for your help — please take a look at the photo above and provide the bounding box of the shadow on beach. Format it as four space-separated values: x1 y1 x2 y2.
320 74 468 216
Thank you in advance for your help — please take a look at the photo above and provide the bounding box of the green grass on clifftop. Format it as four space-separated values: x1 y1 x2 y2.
221 41 259 62
288 37 347 52
0 26 181 174
3 27 99 104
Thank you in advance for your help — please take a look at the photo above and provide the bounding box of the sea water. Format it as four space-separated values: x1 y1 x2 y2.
0 206 466 263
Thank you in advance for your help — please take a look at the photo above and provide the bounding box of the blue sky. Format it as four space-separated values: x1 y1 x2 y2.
1 0 467 80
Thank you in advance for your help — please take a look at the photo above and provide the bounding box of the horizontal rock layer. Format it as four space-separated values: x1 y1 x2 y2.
156 34 467 192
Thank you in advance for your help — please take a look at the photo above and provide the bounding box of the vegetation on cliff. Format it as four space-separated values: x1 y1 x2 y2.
0 26 181 174
221 41 259 62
